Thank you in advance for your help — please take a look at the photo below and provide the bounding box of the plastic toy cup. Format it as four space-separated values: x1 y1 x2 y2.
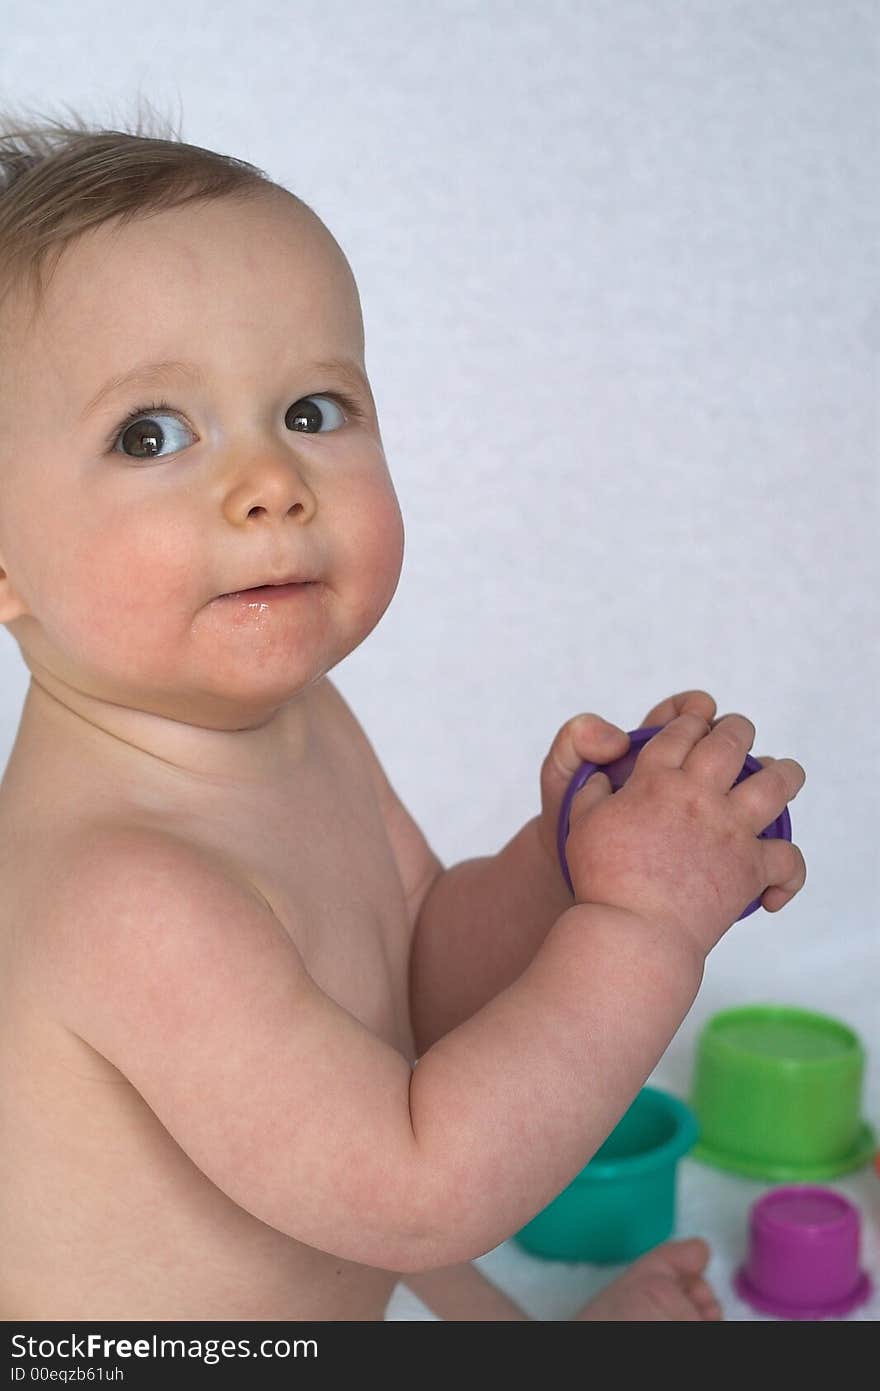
556 725 791 920
735 1186 872 1319
513 1086 698 1264
690 1005 876 1181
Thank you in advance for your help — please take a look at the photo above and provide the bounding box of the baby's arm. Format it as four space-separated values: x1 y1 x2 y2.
408 813 575 1052
43 829 701 1273
44 716 804 1275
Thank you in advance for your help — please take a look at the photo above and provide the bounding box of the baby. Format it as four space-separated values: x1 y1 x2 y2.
0 114 806 1322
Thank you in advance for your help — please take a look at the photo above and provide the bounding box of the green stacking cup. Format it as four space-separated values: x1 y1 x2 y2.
514 1086 698 1264
690 1005 876 1181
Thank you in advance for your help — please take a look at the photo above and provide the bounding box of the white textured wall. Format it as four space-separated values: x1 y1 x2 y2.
1 1 877 1319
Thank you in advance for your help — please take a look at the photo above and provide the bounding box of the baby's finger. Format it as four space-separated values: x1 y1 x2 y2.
758 839 807 912
715 736 777 771
639 689 717 730
633 712 712 771
731 757 806 834
684 713 756 788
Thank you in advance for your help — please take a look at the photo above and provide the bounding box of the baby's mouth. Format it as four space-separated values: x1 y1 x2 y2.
217 581 317 600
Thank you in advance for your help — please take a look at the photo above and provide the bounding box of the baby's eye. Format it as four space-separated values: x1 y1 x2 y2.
111 406 195 461
284 396 348 434
110 394 351 460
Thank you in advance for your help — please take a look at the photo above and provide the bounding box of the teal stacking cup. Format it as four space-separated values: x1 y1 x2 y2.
514 1087 698 1264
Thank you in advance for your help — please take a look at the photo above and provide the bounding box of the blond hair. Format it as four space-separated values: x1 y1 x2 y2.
0 94 297 324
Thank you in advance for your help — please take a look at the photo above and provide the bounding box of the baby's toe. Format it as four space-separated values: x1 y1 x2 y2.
687 1275 724 1321
636 1272 702 1321
653 1236 711 1276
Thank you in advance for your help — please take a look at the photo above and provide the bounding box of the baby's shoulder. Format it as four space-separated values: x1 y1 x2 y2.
11 816 277 1000
30 813 241 888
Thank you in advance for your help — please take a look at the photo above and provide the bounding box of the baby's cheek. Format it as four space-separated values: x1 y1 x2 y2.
347 478 405 615
50 525 195 668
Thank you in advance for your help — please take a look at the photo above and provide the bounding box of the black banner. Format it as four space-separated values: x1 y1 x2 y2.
4 1319 706 1386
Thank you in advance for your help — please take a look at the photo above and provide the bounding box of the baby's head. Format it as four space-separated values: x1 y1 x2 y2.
0 100 404 733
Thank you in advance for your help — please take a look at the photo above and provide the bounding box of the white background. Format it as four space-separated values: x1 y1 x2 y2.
0 1 877 1319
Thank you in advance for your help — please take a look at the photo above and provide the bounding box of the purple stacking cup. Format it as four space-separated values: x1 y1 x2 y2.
557 724 792 920
735 1187 872 1319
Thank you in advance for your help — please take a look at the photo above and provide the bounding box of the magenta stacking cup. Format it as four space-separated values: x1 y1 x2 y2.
735 1186 872 1319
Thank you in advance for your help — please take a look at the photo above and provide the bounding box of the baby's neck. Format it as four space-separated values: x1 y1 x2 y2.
11 671 319 808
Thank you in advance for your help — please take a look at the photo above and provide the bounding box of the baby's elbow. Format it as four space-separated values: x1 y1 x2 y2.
387 1199 509 1272
374 1176 500 1274
361 1205 464 1275
379 1239 469 1277
388 1238 496 1276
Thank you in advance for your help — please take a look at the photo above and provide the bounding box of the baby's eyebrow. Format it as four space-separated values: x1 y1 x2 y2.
79 356 371 420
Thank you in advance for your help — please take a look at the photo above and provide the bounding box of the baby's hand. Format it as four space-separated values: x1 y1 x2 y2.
536 689 718 872
563 713 806 959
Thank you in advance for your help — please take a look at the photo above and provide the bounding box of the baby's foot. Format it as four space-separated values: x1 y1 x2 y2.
573 1237 723 1321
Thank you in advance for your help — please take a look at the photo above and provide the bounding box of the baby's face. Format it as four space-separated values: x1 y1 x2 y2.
0 190 404 729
